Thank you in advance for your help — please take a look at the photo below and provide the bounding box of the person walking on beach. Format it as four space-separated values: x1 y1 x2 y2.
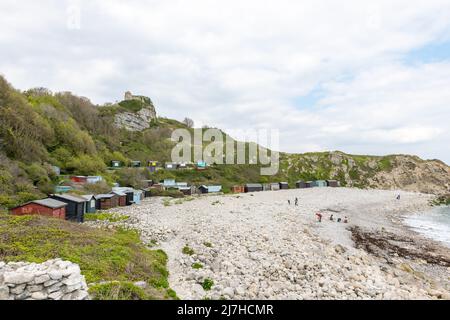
295 197 298 206
337 217 341 223
396 194 401 200
330 214 334 221
316 212 322 222
288 199 291 205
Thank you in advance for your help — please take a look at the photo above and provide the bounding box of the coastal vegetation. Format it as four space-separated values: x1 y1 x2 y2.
0 75 449 213
0 214 174 299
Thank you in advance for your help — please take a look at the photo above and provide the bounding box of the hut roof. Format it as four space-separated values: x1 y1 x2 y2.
52 194 86 203
112 190 127 196
95 194 116 199
207 185 222 192
245 183 263 188
32 198 68 209
81 195 95 201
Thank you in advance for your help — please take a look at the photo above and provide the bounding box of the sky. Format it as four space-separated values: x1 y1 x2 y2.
0 0 449 164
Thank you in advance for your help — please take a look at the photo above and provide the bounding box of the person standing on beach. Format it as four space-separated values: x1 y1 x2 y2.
344 216 348 223
288 199 291 205
295 197 298 206
316 212 322 222
396 194 401 200
330 214 334 221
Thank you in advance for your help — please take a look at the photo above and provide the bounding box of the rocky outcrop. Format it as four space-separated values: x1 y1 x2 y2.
114 106 156 131
369 156 450 195
284 151 450 195
113 92 157 131
0 259 89 300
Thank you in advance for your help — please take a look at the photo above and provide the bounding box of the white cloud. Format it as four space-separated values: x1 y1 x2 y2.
0 0 449 163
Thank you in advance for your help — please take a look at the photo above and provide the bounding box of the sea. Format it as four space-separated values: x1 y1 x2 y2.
404 206 450 247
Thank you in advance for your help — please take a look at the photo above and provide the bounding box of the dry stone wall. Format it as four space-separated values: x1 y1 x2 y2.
0 259 89 300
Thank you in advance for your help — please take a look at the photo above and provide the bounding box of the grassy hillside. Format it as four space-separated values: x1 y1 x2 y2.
0 214 175 299
0 75 448 211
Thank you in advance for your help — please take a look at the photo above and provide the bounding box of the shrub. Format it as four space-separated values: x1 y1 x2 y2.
201 279 214 291
89 281 150 300
192 263 203 269
182 245 195 256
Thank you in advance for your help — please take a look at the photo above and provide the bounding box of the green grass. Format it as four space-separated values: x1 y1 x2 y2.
202 278 214 291
84 212 129 223
89 281 151 300
118 99 146 113
0 214 173 299
182 245 195 256
192 262 203 269
203 242 213 248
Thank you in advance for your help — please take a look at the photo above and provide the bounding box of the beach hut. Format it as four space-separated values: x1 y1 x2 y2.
95 194 119 210
131 161 141 168
196 161 207 170
313 180 327 187
55 185 73 193
296 181 307 189
165 162 176 170
262 184 271 191
87 176 103 184
112 191 127 206
177 163 187 169
49 194 86 223
141 188 151 198
198 185 209 194
279 182 289 190
208 186 222 194
81 195 96 213
327 180 339 187
70 176 87 184
112 187 134 205
179 186 194 196
270 183 280 191
163 179 176 188
111 160 122 168
148 160 159 172
305 181 313 188
10 198 67 220
133 190 143 205
231 185 245 193
176 182 188 188
245 184 263 193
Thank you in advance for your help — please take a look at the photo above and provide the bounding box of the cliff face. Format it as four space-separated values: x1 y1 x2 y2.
282 151 450 195
112 93 157 131
369 156 450 195
114 106 156 131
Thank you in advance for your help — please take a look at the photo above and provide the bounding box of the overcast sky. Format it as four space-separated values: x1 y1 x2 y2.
1 1 449 163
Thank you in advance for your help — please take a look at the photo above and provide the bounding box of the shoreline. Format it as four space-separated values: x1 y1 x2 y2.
93 188 450 300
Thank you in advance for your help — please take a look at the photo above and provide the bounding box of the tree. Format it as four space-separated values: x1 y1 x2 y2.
183 117 194 128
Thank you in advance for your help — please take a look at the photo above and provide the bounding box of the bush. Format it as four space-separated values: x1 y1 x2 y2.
201 279 214 291
66 155 106 175
182 245 195 256
89 281 150 300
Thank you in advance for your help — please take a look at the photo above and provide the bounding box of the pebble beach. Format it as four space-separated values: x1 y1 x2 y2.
91 188 450 300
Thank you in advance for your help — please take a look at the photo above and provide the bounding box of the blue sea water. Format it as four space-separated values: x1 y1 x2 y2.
404 206 450 247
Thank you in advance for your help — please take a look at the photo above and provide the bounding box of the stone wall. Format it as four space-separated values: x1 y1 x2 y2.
0 259 89 300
